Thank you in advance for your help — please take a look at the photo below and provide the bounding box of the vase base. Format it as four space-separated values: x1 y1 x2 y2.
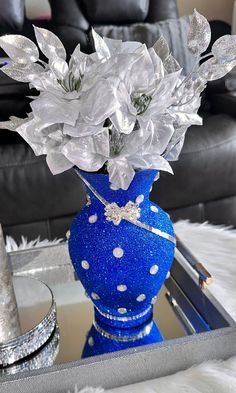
82 317 163 358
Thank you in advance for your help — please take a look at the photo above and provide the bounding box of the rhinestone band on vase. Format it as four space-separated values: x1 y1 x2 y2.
93 319 154 342
95 304 152 322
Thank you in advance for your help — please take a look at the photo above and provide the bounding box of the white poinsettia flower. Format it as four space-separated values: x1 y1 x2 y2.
1 14 236 190
62 129 110 172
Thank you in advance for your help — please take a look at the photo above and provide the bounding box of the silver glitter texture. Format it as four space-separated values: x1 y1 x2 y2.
0 35 39 63
187 9 211 55
0 225 21 344
0 303 56 366
34 26 66 60
212 35 236 63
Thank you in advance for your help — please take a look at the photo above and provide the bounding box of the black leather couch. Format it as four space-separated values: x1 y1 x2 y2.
1 0 236 241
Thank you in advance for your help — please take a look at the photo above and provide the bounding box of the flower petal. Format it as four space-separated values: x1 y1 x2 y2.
62 129 109 172
46 152 73 174
92 29 110 60
30 93 79 128
80 79 120 125
107 157 135 190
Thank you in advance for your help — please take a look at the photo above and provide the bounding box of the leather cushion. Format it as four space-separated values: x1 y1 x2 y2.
0 0 24 31
146 0 179 22
151 113 236 210
49 0 89 32
80 0 149 25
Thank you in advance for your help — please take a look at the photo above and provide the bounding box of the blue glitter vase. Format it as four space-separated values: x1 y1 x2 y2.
69 169 175 355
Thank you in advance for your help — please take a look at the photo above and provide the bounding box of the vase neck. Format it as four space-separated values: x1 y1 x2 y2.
79 170 158 206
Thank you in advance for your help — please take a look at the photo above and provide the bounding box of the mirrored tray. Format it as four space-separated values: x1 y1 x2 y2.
0 243 235 393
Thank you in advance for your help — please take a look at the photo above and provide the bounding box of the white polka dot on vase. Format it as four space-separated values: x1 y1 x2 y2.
151 295 158 305
136 194 144 205
88 214 98 224
150 205 158 213
88 336 94 346
166 271 170 280
113 247 124 258
117 284 127 292
118 307 127 314
136 294 146 302
81 260 90 270
150 264 159 275
91 292 100 300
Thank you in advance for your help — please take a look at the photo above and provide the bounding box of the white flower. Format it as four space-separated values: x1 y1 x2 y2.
0 14 236 189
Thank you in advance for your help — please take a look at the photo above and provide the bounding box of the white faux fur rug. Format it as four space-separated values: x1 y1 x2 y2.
5 235 63 252
174 221 236 320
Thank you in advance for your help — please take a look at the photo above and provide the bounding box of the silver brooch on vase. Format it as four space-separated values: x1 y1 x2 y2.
104 201 141 225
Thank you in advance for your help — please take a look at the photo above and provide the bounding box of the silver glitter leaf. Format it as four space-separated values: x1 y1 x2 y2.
0 35 39 64
164 54 181 73
153 35 169 61
34 26 66 61
187 9 211 55
1 62 44 83
212 35 236 63
199 57 236 81
0 116 29 131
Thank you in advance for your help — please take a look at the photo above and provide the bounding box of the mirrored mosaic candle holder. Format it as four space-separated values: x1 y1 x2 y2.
0 277 57 366
69 169 175 348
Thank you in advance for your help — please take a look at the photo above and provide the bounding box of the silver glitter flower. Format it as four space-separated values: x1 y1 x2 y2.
0 12 236 189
